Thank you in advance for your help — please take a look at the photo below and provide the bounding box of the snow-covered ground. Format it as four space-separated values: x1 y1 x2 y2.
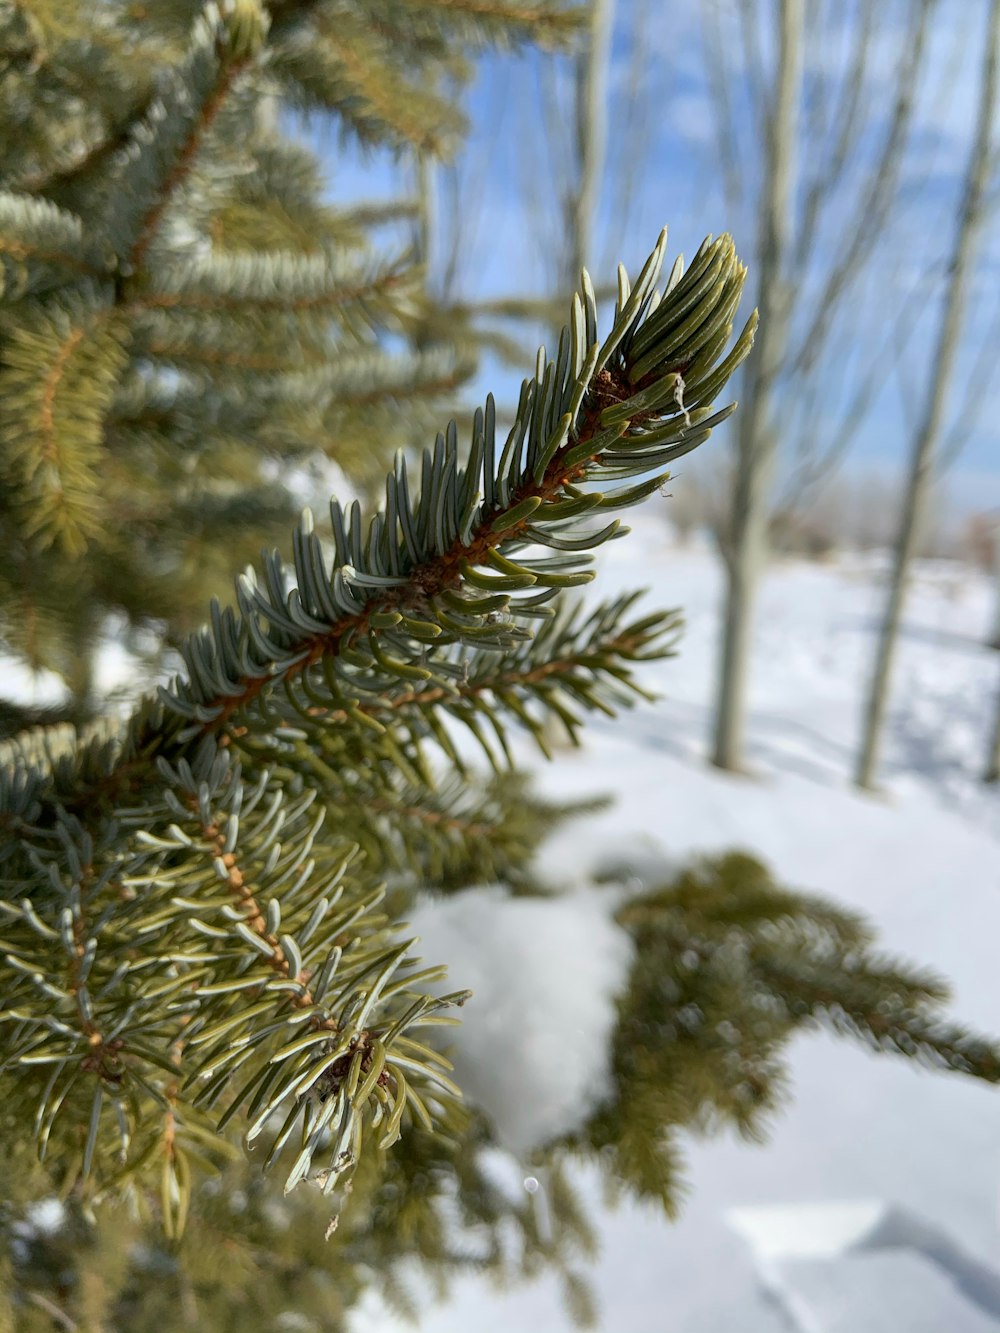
363 510 1000 1332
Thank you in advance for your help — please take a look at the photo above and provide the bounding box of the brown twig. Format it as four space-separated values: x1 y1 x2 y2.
196 806 331 1024
38 326 86 465
128 57 251 273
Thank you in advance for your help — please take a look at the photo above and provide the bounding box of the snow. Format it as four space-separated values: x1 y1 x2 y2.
757 1253 1000 1333
727 1200 892 1261
728 1199 1000 1330
407 887 633 1154
352 511 1000 1332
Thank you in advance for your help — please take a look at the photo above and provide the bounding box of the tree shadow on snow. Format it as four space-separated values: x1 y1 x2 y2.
836 614 992 658
593 702 855 789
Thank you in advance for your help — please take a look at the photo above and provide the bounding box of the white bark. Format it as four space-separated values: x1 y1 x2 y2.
567 0 614 288
987 679 1000 783
986 525 1000 782
711 0 803 772
856 0 1000 789
989 525 1000 650
703 2 930 773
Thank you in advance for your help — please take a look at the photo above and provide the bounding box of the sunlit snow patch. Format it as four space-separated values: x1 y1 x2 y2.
408 886 633 1155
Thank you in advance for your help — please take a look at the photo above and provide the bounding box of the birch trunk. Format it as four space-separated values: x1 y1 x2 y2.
711 0 803 772
855 0 1000 789
567 0 614 287
986 524 1000 782
988 525 1000 650
987 678 1000 783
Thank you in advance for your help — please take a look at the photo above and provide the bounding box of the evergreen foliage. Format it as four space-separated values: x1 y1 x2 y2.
0 0 575 722
0 1108 599 1331
4 846 999 1331
2 3 1000 1329
581 852 1000 1214
0 216 757 1222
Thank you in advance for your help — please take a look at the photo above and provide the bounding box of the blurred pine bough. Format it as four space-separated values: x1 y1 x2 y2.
1 2 999 1329
4 843 998 1332
0 0 581 727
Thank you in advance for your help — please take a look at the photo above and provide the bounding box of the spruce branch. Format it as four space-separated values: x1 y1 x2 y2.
158 232 752 746
131 249 416 319
287 764 605 895
125 254 422 373
0 193 112 290
1 741 470 1210
755 949 1000 1081
336 1 584 89
14 85 160 200
143 340 325 375
0 297 131 554
273 7 468 153
123 12 259 274
572 853 1000 1216
94 4 273 278
11 228 752 823
375 0 583 45
268 594 678 757
1 229 753 1215
323 347 471 411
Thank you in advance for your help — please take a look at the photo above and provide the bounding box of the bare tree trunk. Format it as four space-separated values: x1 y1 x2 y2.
855 0 1000 790
570 0 613 283
541 0 613 755
711 0 803 772
987 676 1000 782
986 525 1000 782
988 524 1000 650
565 0 614 290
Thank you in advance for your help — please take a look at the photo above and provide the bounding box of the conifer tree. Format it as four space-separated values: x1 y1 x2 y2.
0 0 575 728
2 3 1000 1329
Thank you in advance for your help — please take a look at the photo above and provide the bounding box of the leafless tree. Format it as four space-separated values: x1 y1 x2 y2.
856 0 1000 789
711 0 804 771
990 527 1000 651
704 0 934 772
979 515 1000 783
565 0 614 287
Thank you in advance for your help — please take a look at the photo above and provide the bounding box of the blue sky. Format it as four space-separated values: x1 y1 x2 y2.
325 0 1000 516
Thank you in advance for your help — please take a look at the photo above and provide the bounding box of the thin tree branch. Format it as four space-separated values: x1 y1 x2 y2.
128 58 252 273
699 0 744 217
791 0 933 375
793 0 874 277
